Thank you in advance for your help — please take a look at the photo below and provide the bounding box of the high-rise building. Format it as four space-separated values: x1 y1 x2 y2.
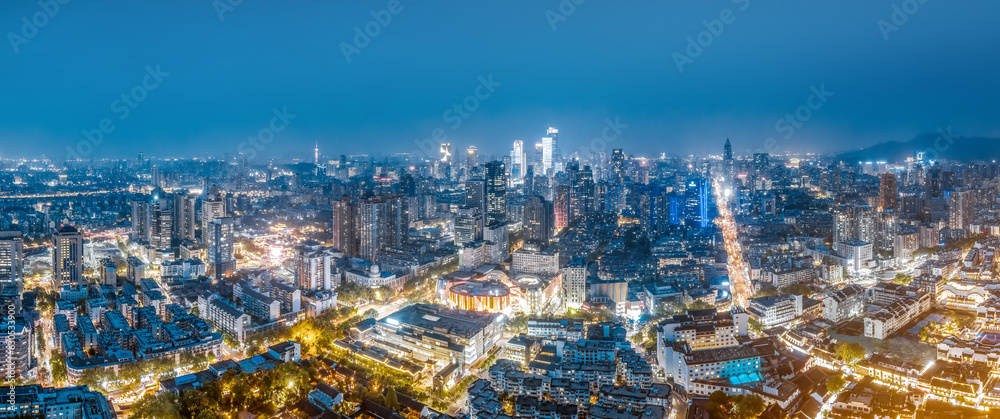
331 195 356 257
130 198 151 243
173 191 198 241
201 185 226 239
949 189 974 230
723 138 735 184
149 188 172 249
523 195 554 248
571 165 594 222
833 205 876 244
206 217 235 280
440 143 452 163
465 179 486 215
547 126 559 154
541 136 554 175
454 206 484 246
52 226 84 289
511 140 526 183
562 256 586 310
753 153 769 176
294 240 337 291
357 195 405 260
0 232 24 296
610 149 626 183
553 185 569 231
880 173 898 211
466 146 479 170
484 161 507 225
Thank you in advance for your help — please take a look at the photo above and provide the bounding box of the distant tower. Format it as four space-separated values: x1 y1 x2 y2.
314 141 319 165
724 138 735 185
467 146 479 170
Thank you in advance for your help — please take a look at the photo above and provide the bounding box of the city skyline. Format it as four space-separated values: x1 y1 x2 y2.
3 1 1000 159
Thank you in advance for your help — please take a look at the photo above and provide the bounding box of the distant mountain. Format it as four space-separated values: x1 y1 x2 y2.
836 132 1000 163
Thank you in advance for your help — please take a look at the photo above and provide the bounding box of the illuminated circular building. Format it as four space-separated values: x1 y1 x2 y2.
448 279 511 313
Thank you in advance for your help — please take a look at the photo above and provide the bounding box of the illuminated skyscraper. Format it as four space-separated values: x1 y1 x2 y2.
484 161 507 225
523 195 554 248
611 149 626 183
541 136 553 175
511 140 525 183
53 225 84 288
441 143 452 163
0 232 23 295
467 146 478 170
207 217 236 280
880 173 898 211
331 195 356 257
201 185 226 237
173 191 198 241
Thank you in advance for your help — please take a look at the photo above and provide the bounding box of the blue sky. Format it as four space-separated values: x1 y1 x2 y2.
1 0 998 160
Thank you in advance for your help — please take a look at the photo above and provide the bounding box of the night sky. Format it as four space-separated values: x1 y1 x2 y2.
1 0 998 160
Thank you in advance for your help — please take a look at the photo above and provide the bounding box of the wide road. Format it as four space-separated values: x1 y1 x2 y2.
714 182 751 309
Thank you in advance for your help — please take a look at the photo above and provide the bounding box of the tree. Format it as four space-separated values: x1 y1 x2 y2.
363 308 379 319
731 394 766 419
687 300 713 310
131 392 182 419
385 387 399 410
748 318 765 335
834 341 866 365
49 351 67 384
827 374 847 393
781 283 812 297
893 273 914 285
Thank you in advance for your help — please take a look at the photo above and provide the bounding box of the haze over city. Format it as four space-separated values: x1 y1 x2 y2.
2 1 1000 159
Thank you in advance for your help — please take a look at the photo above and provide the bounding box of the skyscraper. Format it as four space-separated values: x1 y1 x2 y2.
0 232 24 295
440 143 452 163
523 195 554 248
331 195 356 257
173 191 198 241
833 205 876 244
455 206 485 246
553 185 568 231
949 189 974 230
53 225 84 289
465 179 486 215
571 165 595 222
206 217 235 280
130 198 151 243
484 161 507 225
357 195 405 260
611 149 626 183
511 140 526 183
880 173 898 211
466 146 478 170
541 136 554 175
295 240 336 291
723 138 735 184
149 188 172 249
201 185 226 239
